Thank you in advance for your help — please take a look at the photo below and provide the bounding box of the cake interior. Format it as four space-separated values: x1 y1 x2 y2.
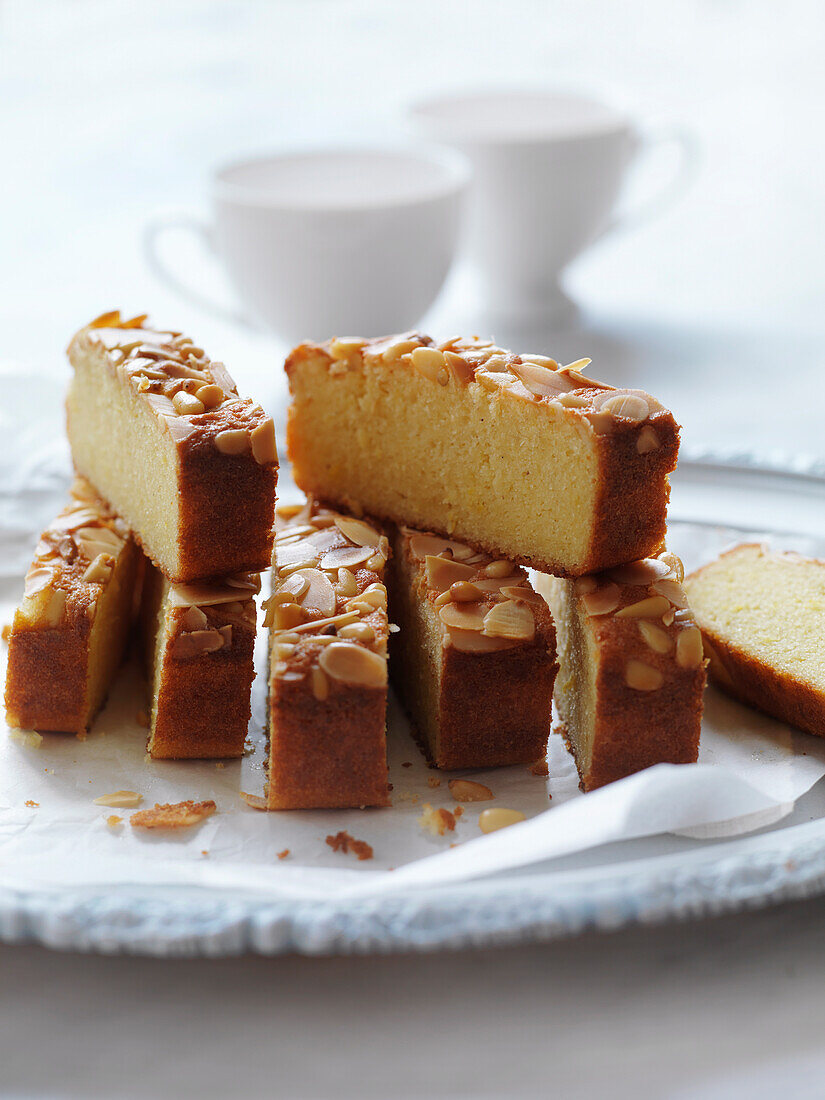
139 561 170 753
67 344 182 576
288 353 599 571
387 533 447 763
686 545 825 691
82 540 141 726
540 575 599 780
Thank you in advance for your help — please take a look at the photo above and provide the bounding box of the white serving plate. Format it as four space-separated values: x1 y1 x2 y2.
2 451 825 957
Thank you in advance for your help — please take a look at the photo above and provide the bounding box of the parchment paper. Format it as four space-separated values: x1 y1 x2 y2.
2 367 825 903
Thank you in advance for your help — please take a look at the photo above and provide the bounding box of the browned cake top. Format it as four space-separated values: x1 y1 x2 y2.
574 551 706 690
287 333 674 451
165 573 260 661
69 310 278 465
20 478 131 629
266 502 389 695
402 527 550 654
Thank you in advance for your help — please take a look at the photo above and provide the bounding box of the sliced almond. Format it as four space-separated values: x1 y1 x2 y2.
334 516 381 548
82 553 114 584
24 565 53 598
625 659 664 691
94 790 143 808
509 360 574 398
482 600 535 641
278 571 310 603
676 625 704 670
636 426 661 454
170 629 225 658
320 545 373 570
652 579 690 609
276 541 321 570
439 603 486 631
582 583 620 617
449 779 494 802
180 605 208 631
615 596 671 619
446 628 514 653
293 568 337 617
214 428 250 455
500 584 543 605
609 558 672 585
600 393 650 422
318 642 387 688
425 555 476 592
250 417 278 465
638 620 673 654
410 346 445 381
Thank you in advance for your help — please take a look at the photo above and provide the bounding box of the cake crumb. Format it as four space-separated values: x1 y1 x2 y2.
143 753 152 763
135 710 149 727
215 762 225 769
131 799 216 830
10 730 42 749
240 791 268 810
453 806 464 818
277 849 290 860
201 849 209 857
325 831 374 861
529 758 549 777
418 803 456 836
76 731 87 742
402 761 412 768
24 799 39 808
427 777 441 789
1 623 10 642
106 815 123 828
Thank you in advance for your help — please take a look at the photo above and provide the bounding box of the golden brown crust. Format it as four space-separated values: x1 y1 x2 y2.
4 480 139 733
67 311 278 583
388 525 557 770
265 501 391 809
140 564 258 759
285 334 679 577
538 552 706 791
686 544 825 737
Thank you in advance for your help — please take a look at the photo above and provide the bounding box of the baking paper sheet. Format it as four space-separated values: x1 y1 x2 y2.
3 368 825 902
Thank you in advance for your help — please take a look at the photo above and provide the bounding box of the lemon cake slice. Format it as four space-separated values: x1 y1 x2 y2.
264 501 390 809
535 552 706 790
4 479 140 734
685 543 825 736
67 310 279 583
388 525 557 769
139 564 259 759
285 334 679 577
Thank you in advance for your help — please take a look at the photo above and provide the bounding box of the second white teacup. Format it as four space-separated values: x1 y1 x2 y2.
410 89 696 323
144 145 471 342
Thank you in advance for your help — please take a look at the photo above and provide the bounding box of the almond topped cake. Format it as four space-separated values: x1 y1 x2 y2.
139 564 259 759
4 478 140 734
285 334 679 577
535 552 706 790
685 544 825 737
67 311 279 583
264 500 390 810
388 525 557 769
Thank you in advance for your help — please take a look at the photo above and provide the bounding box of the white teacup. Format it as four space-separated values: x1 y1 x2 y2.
410 89 696 323
144 146 471 341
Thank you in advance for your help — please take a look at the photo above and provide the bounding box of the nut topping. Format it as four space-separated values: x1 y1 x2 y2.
482 600 535 641
652 579 690 609
608 558 672 586
214 429 250 455
250 417 278 465
439 602 486 631
318 642 387 688
600 393 650 422
320 545 374 570
625 659 664 691
479 807 525 834
410 346 445 381
450 580 483 602
582 584 620 617
293 568 337 617
448 779 494 802
615 596 671 619
676 625 704 669
24 565 53 598
172 391 205 415
636 426 661 454
638 620 673 654
81 553 114 585
334 516 381 548
484 560 513 579
425 555 476 592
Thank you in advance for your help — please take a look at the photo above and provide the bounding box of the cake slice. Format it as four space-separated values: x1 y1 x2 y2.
4 479 140 734
388 525 557 769
67 310 278 583
139 563 259 759
285 334 679 577
685 543 825 736
534 551 706 790
264 501 390 809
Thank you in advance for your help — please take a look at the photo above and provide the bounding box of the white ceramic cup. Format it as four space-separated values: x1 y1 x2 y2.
409 89 697 322
144 146 471 341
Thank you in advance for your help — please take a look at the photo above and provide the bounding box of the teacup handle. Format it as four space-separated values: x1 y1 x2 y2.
143 211 252 328
600 126 699 240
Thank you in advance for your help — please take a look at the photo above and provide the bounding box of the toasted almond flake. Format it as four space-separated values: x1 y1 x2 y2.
439 602 486 631
446 627 515 653
180 606 208 631
288 611 360 634
311 667 330 701
333 515 381 548
348 583 387 611
484 559 513 579
615 596 671 619
329 337 366 360
42 589 67 627
292 568 336 617
479 807 525 834
10 730 42 748
214 429 250 455
652 579 690 609
444 351 475 384
449 779 494 802
170 629 225 659
482 600 535 640
600 393 650 422
131 799 216 829
509 360 574 398
500 584 543 605
319 642 387 688
658 551 684 582
82 553 114 584
210 361 237 394
638 620 673 654
625 659 664 691
94 790 143 808
24 565 53 598
676 625 705 670
320 545 373 570
335 567 359 597
582 584 621 617
251 416 278 465
408 531 471 561
424 555 476 592
410 346 445 381
609 558 673 586
240 791 269 810
169 577 259 608
636 426 661 454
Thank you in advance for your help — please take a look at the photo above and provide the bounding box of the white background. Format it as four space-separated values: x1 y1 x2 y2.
2 1 825 1097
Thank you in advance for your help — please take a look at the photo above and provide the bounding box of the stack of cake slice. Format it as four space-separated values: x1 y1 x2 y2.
5 311 279 756
273 332 707 799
